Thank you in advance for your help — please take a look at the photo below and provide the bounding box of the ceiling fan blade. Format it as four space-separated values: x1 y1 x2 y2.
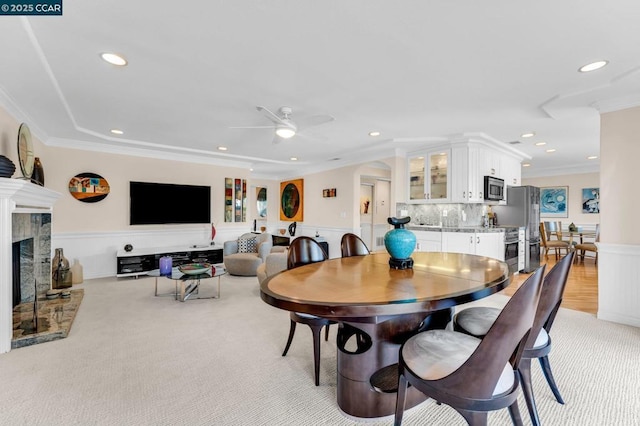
296 114 335 130
256 105 287 126
296 130 328 142
228 125 275 129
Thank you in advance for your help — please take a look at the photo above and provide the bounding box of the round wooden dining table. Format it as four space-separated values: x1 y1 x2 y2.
260 251 510 419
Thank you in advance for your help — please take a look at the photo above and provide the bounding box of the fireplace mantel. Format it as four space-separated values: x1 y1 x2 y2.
0 178 61 353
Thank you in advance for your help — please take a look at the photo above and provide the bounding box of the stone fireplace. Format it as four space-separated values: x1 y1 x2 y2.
0 179 61 353
12 213 52 305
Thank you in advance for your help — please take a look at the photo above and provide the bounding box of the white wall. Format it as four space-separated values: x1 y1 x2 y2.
522 172 600 227
598 106 640 327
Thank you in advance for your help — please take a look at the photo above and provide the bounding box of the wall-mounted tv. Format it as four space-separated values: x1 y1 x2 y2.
130 181 211 225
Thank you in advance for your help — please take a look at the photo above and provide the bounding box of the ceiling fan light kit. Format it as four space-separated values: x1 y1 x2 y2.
276 125 296 139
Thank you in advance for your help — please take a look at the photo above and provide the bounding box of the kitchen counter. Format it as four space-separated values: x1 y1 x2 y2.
407 225 518 233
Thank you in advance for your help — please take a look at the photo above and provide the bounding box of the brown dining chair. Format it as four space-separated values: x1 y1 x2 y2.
453 252 574 426
281 236 331 386
394 265 546 425
340 233 370 257
540 222 570 260
574 224 599 265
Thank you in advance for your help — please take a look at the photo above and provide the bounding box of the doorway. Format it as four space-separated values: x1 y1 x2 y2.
360 178 391 251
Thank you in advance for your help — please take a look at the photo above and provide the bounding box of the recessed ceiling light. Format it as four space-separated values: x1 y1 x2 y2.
535 142 547 146
249 168 254 171
579 60 608 73
546 149 556 153
290 157 298 161
521 132 535 138
217 146 228 151
369 131 381 137
100 52 127 66
587 155 598 160
522 163 531 167
110 129 123 135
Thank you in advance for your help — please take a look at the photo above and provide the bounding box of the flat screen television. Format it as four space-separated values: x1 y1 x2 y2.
130 181 211 225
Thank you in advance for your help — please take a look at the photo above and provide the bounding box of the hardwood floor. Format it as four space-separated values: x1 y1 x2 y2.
502 253 598 315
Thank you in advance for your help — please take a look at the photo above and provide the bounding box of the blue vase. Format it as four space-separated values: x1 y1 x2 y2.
384 228 416 260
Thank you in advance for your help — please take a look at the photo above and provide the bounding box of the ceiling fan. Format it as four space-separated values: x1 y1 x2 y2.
230 106 334 143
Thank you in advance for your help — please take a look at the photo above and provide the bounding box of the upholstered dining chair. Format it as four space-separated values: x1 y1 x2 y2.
453 252 574 426
540 222 570 260
281 236 331 386
574 224 599 265
340 233 370 257
394 265 546 425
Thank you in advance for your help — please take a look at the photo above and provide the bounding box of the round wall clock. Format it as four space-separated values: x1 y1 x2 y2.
17 123 34 178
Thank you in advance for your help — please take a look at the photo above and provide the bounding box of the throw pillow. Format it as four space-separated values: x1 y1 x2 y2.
238 236 258 253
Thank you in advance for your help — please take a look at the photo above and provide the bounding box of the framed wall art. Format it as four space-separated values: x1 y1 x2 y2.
225 177 247 222
280 178 304 222
540 186 568 218
322 188 336 198
582 188 600 213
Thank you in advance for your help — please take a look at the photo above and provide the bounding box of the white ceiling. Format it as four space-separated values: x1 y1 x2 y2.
1 1 639 179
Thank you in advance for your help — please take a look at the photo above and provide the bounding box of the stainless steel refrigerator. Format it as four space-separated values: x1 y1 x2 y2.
493 186 541 273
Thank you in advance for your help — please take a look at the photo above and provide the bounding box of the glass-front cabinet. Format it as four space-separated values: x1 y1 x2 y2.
408 149 450 202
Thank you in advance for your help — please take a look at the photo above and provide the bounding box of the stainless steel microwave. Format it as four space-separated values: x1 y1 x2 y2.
484 176 504 201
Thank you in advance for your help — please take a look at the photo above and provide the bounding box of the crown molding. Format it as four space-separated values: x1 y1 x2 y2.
47 137 253 169
592 96 640 114
521 162 599 178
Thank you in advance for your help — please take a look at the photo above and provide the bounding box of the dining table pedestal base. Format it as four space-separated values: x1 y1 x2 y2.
336 313 431 418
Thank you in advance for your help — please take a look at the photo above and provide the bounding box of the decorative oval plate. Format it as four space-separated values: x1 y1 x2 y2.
178 263 212 275
68 172 110 203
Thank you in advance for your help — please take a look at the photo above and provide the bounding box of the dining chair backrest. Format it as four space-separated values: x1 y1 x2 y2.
544 221 563 240
287 236 328 270
526 252 574 348
594 224 600 242
340 233 370 257
438 265 546 399
539 222 549 247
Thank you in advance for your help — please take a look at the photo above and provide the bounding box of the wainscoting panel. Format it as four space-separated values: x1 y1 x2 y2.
293 225 358 259
52 225 251 279
597 243 640 327
53 225 386 279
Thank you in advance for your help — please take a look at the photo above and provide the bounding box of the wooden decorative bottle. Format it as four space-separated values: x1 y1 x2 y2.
32 157 45 186
52 248 72 289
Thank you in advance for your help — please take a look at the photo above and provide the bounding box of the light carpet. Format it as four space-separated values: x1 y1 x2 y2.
0 273 639 425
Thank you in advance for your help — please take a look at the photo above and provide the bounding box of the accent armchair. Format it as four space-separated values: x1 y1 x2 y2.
223 232 273 276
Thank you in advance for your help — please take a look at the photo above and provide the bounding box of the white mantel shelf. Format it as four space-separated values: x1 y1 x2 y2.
0 178 61 210
0 178 62 354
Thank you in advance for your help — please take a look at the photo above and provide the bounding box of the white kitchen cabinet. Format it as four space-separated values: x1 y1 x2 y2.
501 154 521 187
475 232 505 260
441 231 475 254
478 148 501 178
441 231 504 261
407 135 527 204
413 230 442 252
408 150 450 203
451 145 482 203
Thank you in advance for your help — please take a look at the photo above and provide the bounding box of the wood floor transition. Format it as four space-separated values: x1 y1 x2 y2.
503 253 598 315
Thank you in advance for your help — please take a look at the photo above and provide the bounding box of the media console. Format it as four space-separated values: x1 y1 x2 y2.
116 245 223 278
